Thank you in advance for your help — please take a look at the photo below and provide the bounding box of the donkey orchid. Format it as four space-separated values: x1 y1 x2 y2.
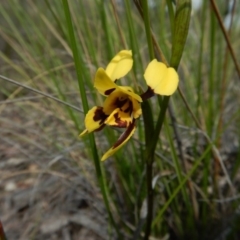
80 50 142 161
80 50 179 161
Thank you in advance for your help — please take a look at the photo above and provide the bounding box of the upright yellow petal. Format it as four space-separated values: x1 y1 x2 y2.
101 121 136 161
144 59 179 96
94 68 118 96
105 50 133 81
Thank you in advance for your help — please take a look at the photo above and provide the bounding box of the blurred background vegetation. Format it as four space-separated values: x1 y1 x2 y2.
0 0 240 239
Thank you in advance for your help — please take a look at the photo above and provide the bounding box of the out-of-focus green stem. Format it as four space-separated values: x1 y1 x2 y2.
61 0 121 238
166 0 175 39
140 0 191 238
210 0 240 80
152 145 212 227
141 0 154 60
99 0 114 59
141 0 157 238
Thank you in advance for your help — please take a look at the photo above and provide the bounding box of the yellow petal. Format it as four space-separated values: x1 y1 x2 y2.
102 90 127 115
79 106 107 137
101 121 136 161
105 50 133 81
144 59 179 96
94 68 118 96
94 68 142 102
131 97 142 119
105 108 132 128
102 90 142 119
119 86 142 102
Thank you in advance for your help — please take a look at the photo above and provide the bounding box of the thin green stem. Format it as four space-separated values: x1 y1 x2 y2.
208 8 215 134
166 0 175 39
141 0 157 238
142 101 155 240
111 0 126 49
99 0 114 58
196 0 207 118
142 0 155 60
61 0 121 237
61 0 88 113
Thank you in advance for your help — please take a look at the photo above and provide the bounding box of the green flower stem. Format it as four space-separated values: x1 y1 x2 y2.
124 0 146 160
141 100 155 239
141 0 159 238
61 0 121 237
142 97 170 240
140 0 191 238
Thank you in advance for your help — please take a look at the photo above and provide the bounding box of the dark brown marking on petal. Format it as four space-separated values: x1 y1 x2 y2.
112 119 136 149
114 79 118 83
115 98 128 109
112 112 128 128
124 100 133 114
104 88 115 95
93 107 108 125
140 86 155 101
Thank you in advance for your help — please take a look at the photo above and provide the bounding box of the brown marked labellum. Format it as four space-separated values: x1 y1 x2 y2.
113 112 128 128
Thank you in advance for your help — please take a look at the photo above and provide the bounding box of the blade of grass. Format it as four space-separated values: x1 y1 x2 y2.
61 0 121 237
152 144 212 227
0 75 82 113
210 0 240 80
140 0 158 238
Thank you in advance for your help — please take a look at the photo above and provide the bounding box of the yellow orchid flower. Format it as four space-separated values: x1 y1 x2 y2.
80 51 179 161
80 50 142 161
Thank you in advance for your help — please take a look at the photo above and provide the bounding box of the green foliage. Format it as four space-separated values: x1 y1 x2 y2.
1 0 240 239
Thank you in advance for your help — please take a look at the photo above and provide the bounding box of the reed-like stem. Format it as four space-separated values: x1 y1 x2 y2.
61 0 121 237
